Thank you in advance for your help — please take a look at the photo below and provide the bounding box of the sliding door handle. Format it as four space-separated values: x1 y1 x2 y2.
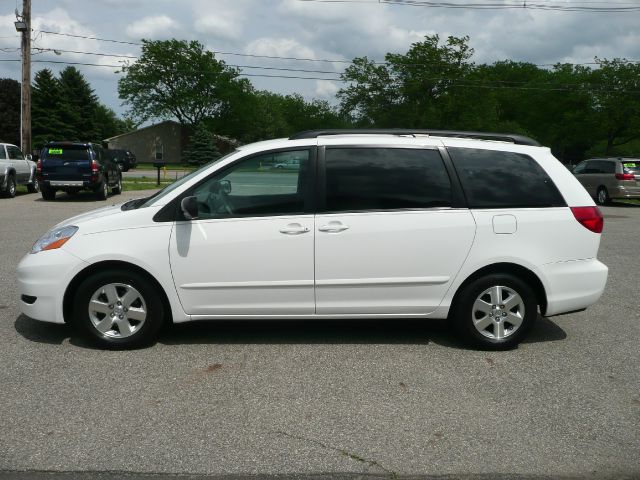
279 223 310 235
318 221 349 233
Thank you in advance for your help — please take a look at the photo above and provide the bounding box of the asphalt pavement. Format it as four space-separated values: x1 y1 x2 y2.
0 190 638 479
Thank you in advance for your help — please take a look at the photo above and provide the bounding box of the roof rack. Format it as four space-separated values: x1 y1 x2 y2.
289 129 541 146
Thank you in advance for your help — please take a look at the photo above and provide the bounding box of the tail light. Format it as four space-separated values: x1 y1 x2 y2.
615 173 634 180
91 159 99 173
571 206 603 234
36 159 42 174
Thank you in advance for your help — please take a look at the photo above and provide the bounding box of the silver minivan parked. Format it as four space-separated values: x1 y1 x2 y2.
572 158 640 205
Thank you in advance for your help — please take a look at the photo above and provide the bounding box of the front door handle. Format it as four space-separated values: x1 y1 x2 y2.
279 223 310 235
318 221 349 233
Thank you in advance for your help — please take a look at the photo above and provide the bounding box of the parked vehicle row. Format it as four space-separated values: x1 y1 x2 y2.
17 130 608 351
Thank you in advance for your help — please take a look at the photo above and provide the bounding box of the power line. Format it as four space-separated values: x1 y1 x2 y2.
32 29 640 69
1 57 639 93
298 0 640 11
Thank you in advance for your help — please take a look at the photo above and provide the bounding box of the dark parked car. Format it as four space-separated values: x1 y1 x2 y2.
106 149 137 172
38 142 122 201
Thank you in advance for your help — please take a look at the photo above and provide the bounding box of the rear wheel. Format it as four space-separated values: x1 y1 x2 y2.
95 179 108 200
596 186 610 205
41 185 56 200
4 174 16 198
71 269 166 349
451 274 537 350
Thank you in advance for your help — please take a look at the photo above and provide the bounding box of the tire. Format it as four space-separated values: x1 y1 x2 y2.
95 179 108 200
71 269 166 349
112 174 122 195
450 273 537 350
596 186 610 206
41 186 56 201
27 179 40 193
4 174 16 198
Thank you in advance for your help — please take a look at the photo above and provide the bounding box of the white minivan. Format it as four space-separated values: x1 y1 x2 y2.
17 130 608 349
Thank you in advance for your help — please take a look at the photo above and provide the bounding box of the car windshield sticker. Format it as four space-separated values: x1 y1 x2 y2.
48 148 63 154
623 162 637 168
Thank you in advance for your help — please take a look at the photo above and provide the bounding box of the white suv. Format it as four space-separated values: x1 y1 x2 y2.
17 130 608 349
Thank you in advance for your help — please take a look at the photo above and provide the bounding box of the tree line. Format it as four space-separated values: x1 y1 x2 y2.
1 35 637 164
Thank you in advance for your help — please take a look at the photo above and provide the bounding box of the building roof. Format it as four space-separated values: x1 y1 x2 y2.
103 120 180 142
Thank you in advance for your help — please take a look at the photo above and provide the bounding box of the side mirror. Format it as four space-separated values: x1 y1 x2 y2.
180 196 199 220
25 154 32 161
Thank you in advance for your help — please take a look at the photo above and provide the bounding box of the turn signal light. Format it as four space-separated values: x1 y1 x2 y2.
571 206 603 234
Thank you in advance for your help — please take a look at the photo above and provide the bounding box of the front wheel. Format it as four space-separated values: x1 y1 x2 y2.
71 269 166 349
27 179 40 193
450 274 537 350
112 175 122 195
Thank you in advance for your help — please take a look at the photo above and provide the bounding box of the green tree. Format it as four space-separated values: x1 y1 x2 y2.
58 66 101 141
0 78 20 146
32 68 67 147
590 58 640 155
182 122 221 166
338 35 475 128
118 39 245 126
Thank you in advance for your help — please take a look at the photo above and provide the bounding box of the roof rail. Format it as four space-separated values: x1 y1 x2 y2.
289 129 541 146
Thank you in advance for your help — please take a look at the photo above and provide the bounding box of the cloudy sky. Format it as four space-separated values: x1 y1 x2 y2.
1 0 639 120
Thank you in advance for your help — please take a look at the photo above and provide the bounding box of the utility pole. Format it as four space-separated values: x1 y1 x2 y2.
17 0 31 155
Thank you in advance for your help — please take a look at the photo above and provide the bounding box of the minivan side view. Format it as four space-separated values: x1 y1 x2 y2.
572 157 640 205
17 130 608 350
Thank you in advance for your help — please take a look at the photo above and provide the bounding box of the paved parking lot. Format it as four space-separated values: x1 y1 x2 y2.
0 190 639 479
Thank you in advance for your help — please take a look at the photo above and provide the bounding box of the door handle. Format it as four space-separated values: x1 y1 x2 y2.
318 221 349 233
279 223 310 235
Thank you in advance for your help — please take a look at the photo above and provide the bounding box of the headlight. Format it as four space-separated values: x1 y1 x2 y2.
31 225 79 254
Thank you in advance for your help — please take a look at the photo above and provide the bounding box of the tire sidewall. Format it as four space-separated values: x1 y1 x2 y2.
596 187 609 205
7 175 16 198
452 274 537 350
72 269 165 349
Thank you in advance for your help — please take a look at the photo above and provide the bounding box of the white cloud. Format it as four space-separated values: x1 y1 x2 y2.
245 37 317 60
125 15 180 40
315 80 340 99
194 15 241 41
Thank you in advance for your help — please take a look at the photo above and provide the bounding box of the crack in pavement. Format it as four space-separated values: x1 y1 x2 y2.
273 430 399 479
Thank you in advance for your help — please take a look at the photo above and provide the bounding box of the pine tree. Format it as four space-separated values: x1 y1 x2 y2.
31 69 68 147
58 67 100 141
182 123 221 166
0 78 20 146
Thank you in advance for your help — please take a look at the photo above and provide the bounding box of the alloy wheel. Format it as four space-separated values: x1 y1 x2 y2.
471 285 525 340
88 283 147 338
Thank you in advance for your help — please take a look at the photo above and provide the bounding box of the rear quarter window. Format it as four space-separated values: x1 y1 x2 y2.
448 147 566 208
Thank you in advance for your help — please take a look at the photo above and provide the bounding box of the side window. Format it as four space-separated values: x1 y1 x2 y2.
8 146 24 160
190 149 310 219
324 148 452 212
0 146 6 160
573 162 586 174
603 161 616 174
586 160 607 173
449 147 566 208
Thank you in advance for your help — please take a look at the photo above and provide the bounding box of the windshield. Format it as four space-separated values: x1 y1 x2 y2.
133 151 238 209
42 145 90 162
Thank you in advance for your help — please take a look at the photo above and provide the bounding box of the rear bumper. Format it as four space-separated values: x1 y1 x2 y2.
541 258 608 316
42 179 101 189
609 185 640 199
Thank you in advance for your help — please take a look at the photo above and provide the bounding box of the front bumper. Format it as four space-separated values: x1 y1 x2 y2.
17 248 88 324
541 258 608 316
